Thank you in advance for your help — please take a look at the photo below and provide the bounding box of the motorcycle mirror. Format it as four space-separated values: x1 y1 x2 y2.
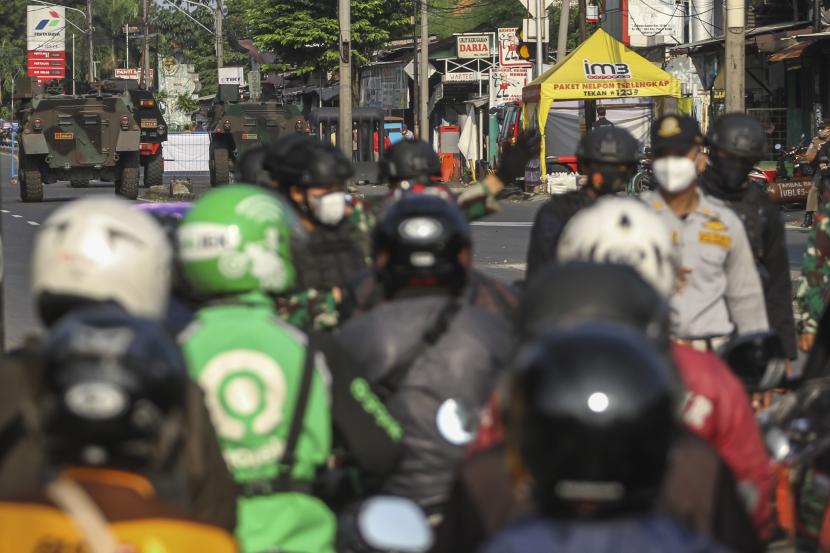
358 496 434 552
774 143 782 150
718 331 787 393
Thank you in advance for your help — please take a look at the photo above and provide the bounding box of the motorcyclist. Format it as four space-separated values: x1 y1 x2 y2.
0 197 237 530
438 263 763 553
480 324 732 553
177 186 402 553
525 126 640 277
262 134 370 330
337 194 513 516
700 113 797 359
0 307 237 551
557 197 773 534
342 138 521 319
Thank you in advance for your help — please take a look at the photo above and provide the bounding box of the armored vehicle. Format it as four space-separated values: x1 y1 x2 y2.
126 86 167 187
14 79 141 202
207 83 304 186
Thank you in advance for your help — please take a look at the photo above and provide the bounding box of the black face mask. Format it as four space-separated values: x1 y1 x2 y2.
711 154 755 193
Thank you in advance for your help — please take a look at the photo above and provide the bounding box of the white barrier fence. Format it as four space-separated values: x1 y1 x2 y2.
164 132 210 173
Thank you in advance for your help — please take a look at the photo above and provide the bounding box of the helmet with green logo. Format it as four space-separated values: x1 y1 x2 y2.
178 185 298 295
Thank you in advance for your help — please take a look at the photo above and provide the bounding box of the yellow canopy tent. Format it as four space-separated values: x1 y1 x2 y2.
521 28 681 174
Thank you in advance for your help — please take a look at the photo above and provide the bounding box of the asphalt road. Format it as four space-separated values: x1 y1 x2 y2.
0 153 813 349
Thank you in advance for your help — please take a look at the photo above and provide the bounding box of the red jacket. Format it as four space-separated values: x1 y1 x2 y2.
672 343 773 536
471 344 773 536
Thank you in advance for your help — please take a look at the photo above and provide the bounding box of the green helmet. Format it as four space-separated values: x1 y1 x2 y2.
178 185 297 295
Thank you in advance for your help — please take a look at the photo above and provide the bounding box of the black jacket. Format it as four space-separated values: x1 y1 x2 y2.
700 170 797 357
337 294 513 509
525 190 594 279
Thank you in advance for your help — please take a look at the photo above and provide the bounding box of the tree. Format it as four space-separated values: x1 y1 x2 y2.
0 0 27 109
428 0 526 39
239 0 411 75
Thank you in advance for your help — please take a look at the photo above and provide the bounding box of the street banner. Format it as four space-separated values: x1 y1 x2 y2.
627 0 683 47
114 68 156 81
498 28 532 68
490 67 533 106
456 35 490 58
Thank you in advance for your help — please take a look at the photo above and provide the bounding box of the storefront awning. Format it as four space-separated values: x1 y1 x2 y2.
769 39 815 62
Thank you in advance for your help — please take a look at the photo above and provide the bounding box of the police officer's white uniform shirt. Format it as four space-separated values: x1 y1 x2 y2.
642 189 769 339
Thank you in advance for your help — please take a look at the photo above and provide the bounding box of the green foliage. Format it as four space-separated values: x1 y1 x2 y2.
0 0 27 108
240 0 411 75
429 0 526 39
176 92 199 114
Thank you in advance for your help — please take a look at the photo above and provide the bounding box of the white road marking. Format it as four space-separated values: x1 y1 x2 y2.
11 214 22 218
471 221 533 227
0 210 8 213
27 221 39 226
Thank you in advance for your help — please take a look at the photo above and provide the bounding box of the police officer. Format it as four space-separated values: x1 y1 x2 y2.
700 113 797 359
526 126 639 277
481 324 732 553
642 115 768 349
0 307 237 551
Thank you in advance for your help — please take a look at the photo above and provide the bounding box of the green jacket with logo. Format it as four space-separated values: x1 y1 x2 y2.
181 291 335 553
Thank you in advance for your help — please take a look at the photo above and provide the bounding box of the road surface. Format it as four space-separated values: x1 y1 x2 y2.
0 152 813 348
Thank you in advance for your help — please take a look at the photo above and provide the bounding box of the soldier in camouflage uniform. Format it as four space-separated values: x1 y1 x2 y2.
796 164 830 351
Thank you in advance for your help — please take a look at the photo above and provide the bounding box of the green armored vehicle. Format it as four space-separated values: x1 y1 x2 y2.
207 83 304 186
14 79 142 202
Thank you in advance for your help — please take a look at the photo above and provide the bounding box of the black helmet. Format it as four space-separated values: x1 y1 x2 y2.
576 126 639 165
39 306 188 469
707 113 766 161
373 194 471 297
264 134 354 189
508 323 680 518
380 139 441 186
518 263 672 357
236 144 273 188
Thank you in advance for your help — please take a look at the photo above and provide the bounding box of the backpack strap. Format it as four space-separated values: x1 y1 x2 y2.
45 477 119 553
374 298 462 399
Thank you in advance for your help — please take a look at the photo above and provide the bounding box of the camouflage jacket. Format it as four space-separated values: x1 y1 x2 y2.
797 203 830 334
276 182 500 332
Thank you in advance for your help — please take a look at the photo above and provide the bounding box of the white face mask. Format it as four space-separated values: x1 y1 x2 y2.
653 156 697 194
310 191 346 226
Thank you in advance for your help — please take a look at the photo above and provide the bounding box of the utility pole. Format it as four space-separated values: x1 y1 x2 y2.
216 0 224 69
338 0 351 158
141 0 150 88
419 0 428 141
125 24 129 69
579 0 586 41
724 0 744 112
86 0 94 81
412 2 419 138
557 0 570 63
814 0 822 32
535 0 543 77
72 32 76 94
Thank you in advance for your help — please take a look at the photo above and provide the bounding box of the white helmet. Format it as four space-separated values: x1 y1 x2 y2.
33 197 172 323
557 197 678 298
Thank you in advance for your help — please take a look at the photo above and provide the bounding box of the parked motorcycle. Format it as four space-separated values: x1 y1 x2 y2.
628 148 654 195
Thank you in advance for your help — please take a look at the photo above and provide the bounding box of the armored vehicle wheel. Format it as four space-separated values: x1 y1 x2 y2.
212 142 230 186
143 153 163 188
70 179 89 188
116 153 140 200
19 157 44 203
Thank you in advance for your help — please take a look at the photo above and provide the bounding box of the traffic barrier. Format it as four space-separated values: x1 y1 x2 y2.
164 132 209 174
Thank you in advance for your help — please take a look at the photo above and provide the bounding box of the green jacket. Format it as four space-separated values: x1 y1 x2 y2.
181 291 335 553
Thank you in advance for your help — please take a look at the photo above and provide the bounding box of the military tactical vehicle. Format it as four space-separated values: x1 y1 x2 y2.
126 86 167 187
207 83 304 186
14 79 141 202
